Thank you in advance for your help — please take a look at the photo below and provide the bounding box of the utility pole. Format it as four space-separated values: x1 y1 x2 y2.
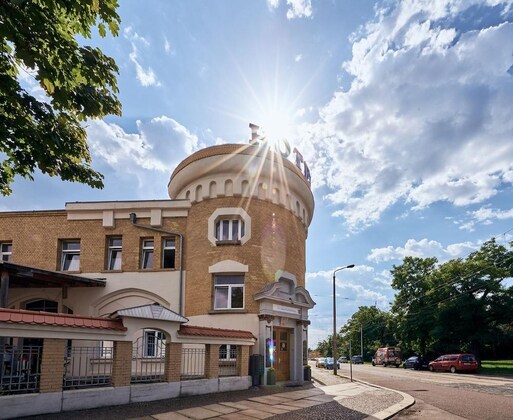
360 324 363 358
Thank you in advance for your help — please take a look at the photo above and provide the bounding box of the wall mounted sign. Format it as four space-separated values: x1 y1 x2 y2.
273 304 300 315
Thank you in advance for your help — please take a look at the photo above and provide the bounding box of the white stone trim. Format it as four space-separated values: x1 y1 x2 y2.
208 260 249 273
207 207 251 246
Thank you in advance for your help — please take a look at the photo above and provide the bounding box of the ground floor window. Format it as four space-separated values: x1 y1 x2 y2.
219 344 237 360
144 330 165 357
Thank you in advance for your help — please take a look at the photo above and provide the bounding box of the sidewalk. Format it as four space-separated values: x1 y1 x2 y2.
23 371 413 420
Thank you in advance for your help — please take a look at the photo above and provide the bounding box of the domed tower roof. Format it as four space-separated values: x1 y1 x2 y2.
167 142 314 227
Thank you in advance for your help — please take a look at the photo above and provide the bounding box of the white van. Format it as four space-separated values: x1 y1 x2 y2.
372 347 402 367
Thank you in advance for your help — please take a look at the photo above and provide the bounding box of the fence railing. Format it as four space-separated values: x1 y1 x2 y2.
63 346 112 390
131 335 166 383
181 347 205 380
219 359 238 377
0 345 41 395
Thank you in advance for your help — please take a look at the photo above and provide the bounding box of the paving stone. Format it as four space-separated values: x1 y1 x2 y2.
175 407 220 419
201 404 238 414
248 395 296 405
152 412 192 420
217 413 260 420
236 409 274 419
305 394 336 402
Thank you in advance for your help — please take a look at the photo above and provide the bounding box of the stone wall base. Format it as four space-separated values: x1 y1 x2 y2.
0 377 252 419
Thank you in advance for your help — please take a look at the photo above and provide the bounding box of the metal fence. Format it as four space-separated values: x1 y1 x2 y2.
131 335 166 383
0 345 41 395
63 346 112 390
181 347 205 380
219 359 238 377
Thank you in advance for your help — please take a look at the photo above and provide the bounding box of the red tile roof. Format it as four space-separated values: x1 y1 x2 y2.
0 308 126 331
178 325 256 340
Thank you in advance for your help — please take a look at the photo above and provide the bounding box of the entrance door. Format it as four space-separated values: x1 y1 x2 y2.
273 327 290 381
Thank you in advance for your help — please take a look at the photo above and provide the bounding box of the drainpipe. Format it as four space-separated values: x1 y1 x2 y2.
129 213 185 316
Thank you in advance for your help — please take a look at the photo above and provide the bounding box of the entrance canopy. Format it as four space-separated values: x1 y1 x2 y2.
0 262 106 288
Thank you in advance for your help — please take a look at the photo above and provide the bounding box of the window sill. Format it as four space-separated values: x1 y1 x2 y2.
59 270 81 274
209 309 248 314
215 240 241 246
101 269 123 273
136 268 177 272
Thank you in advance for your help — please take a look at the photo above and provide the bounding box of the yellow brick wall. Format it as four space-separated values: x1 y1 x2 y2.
39 338 66 393
0 212 186 273
184 196 307 316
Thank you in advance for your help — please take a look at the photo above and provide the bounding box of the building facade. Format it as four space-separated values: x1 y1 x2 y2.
0 128 315 389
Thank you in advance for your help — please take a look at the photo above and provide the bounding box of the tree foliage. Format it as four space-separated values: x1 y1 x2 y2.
391 239 513 359
0 0 122 195
340 306 396 361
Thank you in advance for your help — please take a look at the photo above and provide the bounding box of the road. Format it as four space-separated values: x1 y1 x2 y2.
319 362 513 419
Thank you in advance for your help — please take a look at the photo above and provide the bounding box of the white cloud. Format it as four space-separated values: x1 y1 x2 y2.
266 0 312 19
295 54 303 62
296 1 513 230
124 27 161 87
86 116 198 193
163 36 174 55
458 205 513 230
367 238 479 263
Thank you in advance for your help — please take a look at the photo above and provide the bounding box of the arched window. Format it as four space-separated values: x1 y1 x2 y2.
25 299 58 313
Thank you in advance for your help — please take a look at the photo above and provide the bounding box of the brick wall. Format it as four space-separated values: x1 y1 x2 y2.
164 342 182 382
237 345 250 376
204 344 220 379
111 341 132 387
0 212 186 273
39 338 66 393
184 196 307 316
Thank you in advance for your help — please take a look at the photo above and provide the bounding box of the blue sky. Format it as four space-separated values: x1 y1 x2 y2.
4 0 513 347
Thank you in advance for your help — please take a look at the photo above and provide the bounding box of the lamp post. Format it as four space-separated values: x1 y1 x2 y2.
332 264 355 376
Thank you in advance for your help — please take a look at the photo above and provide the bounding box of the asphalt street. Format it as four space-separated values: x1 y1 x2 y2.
330 363 513 420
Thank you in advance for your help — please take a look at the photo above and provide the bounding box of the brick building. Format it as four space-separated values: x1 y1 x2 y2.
0 126 315 412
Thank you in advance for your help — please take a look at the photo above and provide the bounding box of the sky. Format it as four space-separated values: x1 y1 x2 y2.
3 0 513 348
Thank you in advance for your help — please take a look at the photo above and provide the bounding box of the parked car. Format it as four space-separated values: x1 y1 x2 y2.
325 357 340 370
403 356 429 370
351 355 364 364
338 356 348 363
372 347 402 367
429 354 478 373
316 357 327 368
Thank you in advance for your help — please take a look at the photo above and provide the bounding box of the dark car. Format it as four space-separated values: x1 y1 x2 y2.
325 357 340 370
403 356 429 370
351 355 364 364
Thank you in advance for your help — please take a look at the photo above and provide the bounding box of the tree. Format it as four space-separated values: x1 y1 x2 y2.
390 239 513 359
341 306 395 360
0 0 122 195
391 256 438 355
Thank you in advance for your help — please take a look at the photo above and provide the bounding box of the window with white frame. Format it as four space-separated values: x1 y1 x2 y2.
141 239 154 269
61 240 80 271
144 330 165 357
162 238 175 269
219 344 237 360
214 275 244 309
1 242 12 262
107 237 122 270
215 218 245 242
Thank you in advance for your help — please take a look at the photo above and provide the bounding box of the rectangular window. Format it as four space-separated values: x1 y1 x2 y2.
141 239 154 269
1 242 12 262
162 238 175 269
144 330 165 357
214 275 244 309
215 219 245 242
219 344 237 360
107 237 122 270
61 240 80 271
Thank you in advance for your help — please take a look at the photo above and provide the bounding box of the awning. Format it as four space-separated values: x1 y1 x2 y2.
0 262 106 288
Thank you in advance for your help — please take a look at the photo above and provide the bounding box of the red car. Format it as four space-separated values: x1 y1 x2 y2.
428 354 478 373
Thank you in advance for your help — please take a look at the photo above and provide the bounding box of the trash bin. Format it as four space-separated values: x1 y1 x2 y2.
249 354 264 386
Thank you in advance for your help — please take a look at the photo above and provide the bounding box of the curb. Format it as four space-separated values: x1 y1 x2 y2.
336 373 415 420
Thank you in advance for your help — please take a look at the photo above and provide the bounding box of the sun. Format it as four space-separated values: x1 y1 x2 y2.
256 108 295 148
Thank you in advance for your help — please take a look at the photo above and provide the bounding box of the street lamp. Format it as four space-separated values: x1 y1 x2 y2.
332 264 355 376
